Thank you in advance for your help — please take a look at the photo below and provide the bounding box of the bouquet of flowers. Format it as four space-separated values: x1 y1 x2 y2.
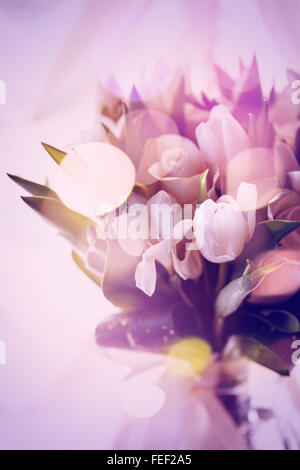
9 58 300 449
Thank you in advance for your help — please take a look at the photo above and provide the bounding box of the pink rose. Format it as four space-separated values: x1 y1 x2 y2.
137 134 206 204
108 109 178 169
137 134 204 183
193 182 257 263
249 248 300 304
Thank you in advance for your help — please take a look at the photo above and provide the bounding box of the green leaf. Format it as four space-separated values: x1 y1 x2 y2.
198 169 209 204
21 196 95 249
260 220 300 244
222 302 300 376
96 301 204 352
223 335 290 376
249 309 300 334
215 260 282 318
41 142 67 165
96 307 178 351
7 174 59 199
102 238 149 311
72 251 102 287
102 239 175 311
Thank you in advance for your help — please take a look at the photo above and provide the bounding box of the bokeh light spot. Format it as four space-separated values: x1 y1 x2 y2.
168 337 212 376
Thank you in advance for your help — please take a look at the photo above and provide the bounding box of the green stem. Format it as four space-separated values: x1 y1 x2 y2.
215 262 228 294
214 263 229 351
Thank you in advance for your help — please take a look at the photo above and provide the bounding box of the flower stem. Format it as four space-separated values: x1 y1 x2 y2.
215 262 229 294
214 263 229 351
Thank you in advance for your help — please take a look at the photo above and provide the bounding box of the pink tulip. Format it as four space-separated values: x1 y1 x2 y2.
249 248 300 304
103 190 202 297
89 189 203 297
133 192 203 296
193 182 257 263
196 105 250 175
226 145 288 209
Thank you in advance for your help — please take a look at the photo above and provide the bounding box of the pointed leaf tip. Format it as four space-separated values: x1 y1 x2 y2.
251 309 300 334
21 195 46 209
224 335 290 376
41 142 67 165
20 196 94 249
8 173 59 199
261 219 300 244
215 260 282 318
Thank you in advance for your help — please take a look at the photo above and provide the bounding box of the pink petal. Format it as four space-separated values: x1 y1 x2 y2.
249 248 300 304
289 171 300 194
226 147 282 208
236 182 257 238
135 240 172 297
